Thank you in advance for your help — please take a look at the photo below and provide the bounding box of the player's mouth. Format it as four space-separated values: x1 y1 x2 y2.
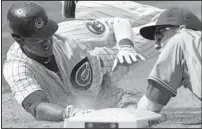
158 48 162 54
44 45 51 51
42 37 53 51
42 44 53 57
43 41 53 52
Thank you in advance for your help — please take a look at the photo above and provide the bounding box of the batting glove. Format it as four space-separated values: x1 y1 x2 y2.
112 45 146 72
63 105 94 120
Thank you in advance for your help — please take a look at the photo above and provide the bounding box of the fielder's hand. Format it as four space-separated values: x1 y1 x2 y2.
63 105 94 120
112 45 146 72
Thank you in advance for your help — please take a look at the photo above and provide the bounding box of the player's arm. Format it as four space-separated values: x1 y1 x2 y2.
3 62 66 121
3 61 90 122
22 90 93 121
137 80 172 112
138 34 186 112
22 90 65 121
113 17 140 47
110 18 146 71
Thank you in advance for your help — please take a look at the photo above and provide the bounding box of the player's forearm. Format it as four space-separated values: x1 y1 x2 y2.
137 94 164 113
35 102 65 122
113 18 134 46
137 80 174 112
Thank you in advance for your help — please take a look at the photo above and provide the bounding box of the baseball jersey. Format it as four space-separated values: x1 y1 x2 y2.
57 18 120 49
4 16 139 110
3 34 132 109
75 1 164 27
148 29 201 99
59 1 164 59
4 2 164 110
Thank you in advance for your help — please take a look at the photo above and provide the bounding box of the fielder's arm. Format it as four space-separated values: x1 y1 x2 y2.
137 80 173 113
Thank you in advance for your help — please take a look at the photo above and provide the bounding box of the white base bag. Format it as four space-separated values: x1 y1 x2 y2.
64 108 167 128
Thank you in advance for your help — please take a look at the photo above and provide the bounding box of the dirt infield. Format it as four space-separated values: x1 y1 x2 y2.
1 1 201 128
2 59 201 128
2 86 201 128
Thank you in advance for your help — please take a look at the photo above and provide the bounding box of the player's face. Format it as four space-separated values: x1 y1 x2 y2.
154 26 178 53
23 36 54 57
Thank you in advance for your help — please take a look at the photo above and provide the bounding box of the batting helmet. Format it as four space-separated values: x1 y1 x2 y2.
7 1 58 38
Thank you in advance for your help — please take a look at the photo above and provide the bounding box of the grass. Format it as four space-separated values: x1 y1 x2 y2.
1 1 201 94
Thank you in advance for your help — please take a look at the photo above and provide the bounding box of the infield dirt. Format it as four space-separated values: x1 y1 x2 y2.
1 1 201 128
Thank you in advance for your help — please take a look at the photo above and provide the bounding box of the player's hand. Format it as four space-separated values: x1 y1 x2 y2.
112 45 146 72
63 105 94 120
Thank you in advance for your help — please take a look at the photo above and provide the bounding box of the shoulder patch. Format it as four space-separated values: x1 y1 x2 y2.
70 57 93 90
86 20 106 35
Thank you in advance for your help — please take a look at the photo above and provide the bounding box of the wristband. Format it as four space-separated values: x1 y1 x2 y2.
62 105 74 120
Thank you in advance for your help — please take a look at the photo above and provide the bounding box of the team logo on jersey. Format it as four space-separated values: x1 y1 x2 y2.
86 20 105 35
70 57 93 90
35 18 44 29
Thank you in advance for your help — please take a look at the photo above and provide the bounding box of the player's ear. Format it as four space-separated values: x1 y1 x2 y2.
177 25 186 33
11 33 24 46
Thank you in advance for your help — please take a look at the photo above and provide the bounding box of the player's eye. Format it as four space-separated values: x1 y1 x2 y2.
25 36 52 44
155 27 167 41
154 30 163 41
154 26 172 42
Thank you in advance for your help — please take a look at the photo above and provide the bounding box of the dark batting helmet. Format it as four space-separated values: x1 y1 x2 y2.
7 1 58 38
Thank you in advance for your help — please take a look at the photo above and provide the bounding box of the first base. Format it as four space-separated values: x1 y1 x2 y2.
64 108 167 128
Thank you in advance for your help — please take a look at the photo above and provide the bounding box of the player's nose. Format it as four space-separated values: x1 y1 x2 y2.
43 37 52 45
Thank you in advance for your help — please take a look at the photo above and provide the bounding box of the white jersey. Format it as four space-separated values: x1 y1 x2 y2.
59 1 164 59
148 29 201 99
75 1 163 27
57 18 120 49
3 1 164 109
3 35 130 109
3 17 137 109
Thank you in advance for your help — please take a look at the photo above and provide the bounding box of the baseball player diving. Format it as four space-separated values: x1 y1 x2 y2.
61 1 202 116
3 1 156 122
61 1 202 110
4 1 200 123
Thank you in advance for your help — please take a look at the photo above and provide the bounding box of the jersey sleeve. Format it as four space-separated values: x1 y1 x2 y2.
56 17 135 50
22 90 49 117
56 19 115 49
3 61 43 104
76 1 164 27
145 80 172 105
147 34 185 96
